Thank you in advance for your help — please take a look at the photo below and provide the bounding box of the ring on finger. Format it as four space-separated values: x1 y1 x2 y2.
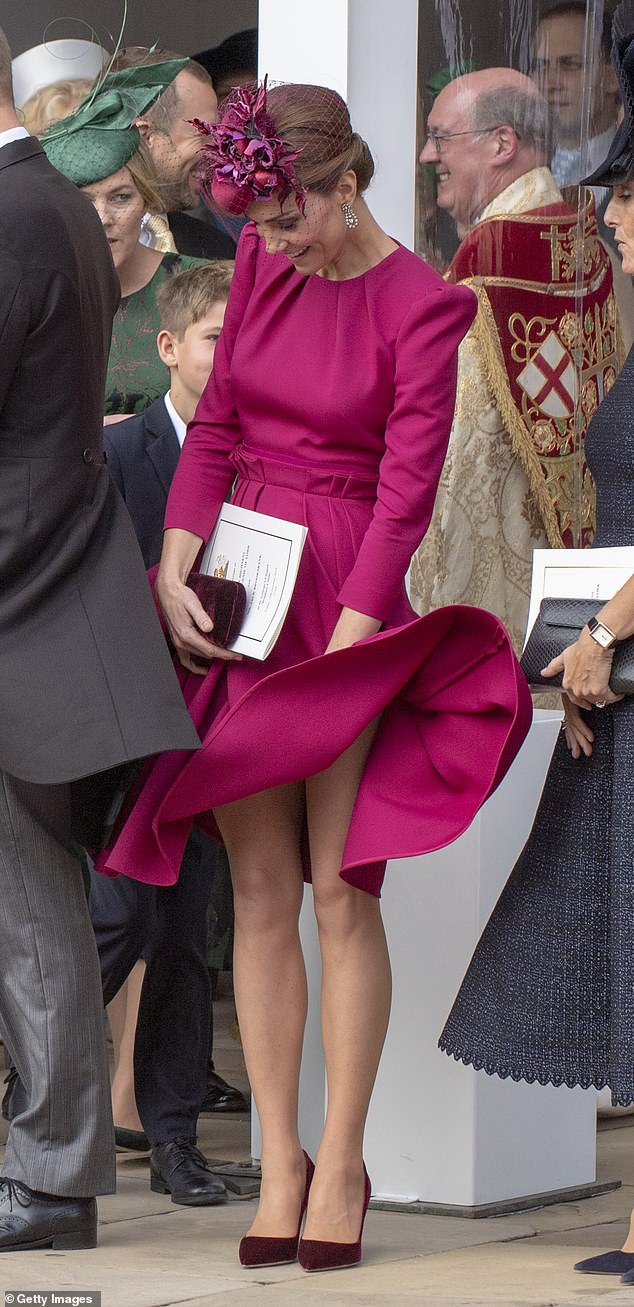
595 700 606 709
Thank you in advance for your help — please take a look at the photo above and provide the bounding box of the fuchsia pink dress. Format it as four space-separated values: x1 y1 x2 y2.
99 225 532 895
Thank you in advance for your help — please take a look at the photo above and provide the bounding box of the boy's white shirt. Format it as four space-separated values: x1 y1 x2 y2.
164 390 187 447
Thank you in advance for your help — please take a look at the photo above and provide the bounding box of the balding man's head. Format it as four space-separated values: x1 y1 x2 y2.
420 68 551 236
436 68 541 119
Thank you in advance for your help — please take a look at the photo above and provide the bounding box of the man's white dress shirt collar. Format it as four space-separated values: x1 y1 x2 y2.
0 126 29 150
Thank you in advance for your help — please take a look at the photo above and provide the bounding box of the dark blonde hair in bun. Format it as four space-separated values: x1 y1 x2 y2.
266 83 375 196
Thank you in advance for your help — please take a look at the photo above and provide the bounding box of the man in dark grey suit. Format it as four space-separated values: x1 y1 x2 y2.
0 27 199 1251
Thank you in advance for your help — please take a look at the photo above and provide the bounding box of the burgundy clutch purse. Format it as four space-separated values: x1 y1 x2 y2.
187 571 247 647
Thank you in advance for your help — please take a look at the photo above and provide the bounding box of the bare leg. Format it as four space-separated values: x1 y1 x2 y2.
108 960 146 1132
214 783 307 1237
303 722 391 1243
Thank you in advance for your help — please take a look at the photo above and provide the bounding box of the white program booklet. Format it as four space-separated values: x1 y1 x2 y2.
200 502 307 660
524 546 634 648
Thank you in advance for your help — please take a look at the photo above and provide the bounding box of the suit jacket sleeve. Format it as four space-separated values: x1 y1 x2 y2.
0 246 30 415
164 226 258 542
337 282 477 622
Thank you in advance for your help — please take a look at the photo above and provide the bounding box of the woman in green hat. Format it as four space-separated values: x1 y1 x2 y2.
42 61 208 416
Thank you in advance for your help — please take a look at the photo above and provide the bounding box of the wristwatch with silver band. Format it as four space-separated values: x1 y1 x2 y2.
587 615 618 649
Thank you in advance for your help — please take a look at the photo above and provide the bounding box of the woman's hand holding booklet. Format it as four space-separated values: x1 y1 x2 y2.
199 503 307 661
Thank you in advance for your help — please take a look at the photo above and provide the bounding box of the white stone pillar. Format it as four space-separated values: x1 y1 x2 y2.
257 0 419 246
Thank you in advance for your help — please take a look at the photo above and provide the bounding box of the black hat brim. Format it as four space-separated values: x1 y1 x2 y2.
582 118 634 187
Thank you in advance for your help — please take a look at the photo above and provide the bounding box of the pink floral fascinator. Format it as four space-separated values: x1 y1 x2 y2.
191 76 306 214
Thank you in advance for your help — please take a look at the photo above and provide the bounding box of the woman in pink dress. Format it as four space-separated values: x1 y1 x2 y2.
100 81 531 1270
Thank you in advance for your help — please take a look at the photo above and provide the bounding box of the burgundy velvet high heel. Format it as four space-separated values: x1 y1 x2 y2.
298 1165 372 1272
238 1151 314 1268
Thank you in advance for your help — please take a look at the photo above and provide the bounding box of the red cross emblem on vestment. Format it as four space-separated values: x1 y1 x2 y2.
516 332 577 419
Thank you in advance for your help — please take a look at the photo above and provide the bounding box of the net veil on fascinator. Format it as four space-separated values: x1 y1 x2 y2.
192 76 306 214
192 79 372 228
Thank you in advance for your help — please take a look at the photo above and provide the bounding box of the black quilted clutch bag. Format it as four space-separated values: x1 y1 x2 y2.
521 597 634 694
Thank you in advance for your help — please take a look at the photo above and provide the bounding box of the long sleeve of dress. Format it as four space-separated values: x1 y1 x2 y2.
337 283 476 622
164 227 259 541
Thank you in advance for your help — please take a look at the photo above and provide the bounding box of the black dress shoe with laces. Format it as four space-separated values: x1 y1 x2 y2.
200 1070 250 1114
0 1177 97 1251
150 1140 229 1206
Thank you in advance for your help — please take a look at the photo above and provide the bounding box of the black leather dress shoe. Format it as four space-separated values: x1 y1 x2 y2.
150 1140 229 1206
200 1070 250 1114
0 1178 97 1251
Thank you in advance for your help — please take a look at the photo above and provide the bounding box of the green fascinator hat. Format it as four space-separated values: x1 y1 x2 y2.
41 58 188 186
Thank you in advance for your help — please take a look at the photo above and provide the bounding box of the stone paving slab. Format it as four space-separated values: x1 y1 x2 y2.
522 1190 634 1235
0 1268 245 1307
94 1171 545 1257
124 1262 634 1307
0 1204 630 1307
281 1244 626 1303
0 1167 630 1307
531 1221 630 1249
153 1296 578 1307
598 1132 634 1184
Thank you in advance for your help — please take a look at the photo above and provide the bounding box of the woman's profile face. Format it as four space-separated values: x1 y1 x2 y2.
81 166 146 272
605 176 634 275
246 186 352 277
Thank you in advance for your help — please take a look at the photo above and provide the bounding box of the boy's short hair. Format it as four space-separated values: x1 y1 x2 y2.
157 260 235 338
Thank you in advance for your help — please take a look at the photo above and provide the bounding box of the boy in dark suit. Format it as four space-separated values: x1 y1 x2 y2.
95 262 248 1205
104 261 234 568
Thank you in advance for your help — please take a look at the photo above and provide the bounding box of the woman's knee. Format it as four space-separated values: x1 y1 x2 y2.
312 874 376 938
215 785 305 931
232 857 303 931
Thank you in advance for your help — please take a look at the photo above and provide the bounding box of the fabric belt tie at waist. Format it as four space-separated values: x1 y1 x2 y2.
232 445 377 499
